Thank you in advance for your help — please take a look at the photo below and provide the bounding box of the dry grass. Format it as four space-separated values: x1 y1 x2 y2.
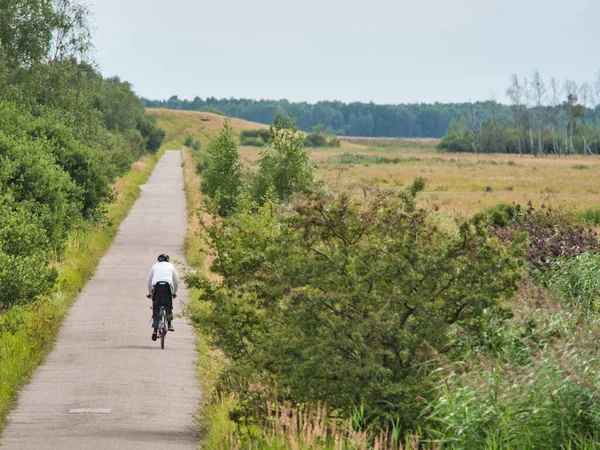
316 149 600 216
340 137 440 148
220 400 436 450
148 108 269 151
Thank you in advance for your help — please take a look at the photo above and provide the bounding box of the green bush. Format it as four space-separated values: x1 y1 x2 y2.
240 129 270 144
187 182 524 430
304 132 327 147
252 116 316 202
240 136 265 147
201 120 243 216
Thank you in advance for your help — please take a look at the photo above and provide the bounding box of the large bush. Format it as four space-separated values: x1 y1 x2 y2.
0 205 57 309
187 182 524 429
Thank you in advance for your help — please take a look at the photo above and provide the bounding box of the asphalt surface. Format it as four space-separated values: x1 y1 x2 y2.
1 151 200 449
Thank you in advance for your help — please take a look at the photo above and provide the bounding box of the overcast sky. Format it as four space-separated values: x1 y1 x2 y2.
89 0 600 105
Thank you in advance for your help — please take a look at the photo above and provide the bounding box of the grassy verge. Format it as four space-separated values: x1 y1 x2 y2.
0 149 165 432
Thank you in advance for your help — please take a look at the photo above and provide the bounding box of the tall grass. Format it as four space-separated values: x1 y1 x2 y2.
0 150 164 432
425 281 600 449
578 207 600 226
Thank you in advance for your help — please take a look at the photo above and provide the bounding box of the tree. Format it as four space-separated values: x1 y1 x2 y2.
506 74 524 154
549 77 563 155
201 119 243 216
0 0 91 68
253 116 316 202
531 71 546 156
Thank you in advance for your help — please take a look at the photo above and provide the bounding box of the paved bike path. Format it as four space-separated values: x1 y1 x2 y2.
1 151 200 449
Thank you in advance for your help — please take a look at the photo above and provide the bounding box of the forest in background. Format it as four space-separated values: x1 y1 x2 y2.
143 72 600 147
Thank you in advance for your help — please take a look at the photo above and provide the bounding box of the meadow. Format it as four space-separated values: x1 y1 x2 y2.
236 138 600 220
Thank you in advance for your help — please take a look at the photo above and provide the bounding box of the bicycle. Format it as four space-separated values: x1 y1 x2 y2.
147 289 176 350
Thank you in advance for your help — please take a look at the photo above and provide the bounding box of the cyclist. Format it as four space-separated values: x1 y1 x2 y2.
146 253 179 341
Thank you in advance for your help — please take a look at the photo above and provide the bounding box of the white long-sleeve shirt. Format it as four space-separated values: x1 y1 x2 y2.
147 261 179 294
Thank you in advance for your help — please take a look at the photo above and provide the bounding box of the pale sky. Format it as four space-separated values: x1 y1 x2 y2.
89 0 600 105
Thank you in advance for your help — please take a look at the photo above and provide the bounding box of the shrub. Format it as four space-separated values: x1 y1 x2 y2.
201 120 242 216
240 136 265 147
187 182 524 430
490 202 600 272
252 116 316 202
304 132 327 147
0 205 58 309
184 135 194 147
240 129 270 145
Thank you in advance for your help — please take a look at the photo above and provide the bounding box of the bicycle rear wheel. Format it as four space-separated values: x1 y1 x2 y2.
160 308 166 349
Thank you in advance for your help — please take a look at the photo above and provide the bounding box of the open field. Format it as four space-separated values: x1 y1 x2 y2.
315 148 600 216
151 109 600 217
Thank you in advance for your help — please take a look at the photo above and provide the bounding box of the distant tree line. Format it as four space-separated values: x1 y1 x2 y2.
144 72 600 147
439 71 600 155
143 96 514 138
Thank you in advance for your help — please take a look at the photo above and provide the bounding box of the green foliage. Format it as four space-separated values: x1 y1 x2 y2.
201 120 243 216
191 139 202 151
579 207 600 226
252 116 316 202
0 0 164 313
0 205 58 309
426 284 600 449
304 125 341 148
240 129 270 147
94 76 165 155
187 183 524 429
541 252 600 311
184 135 194 147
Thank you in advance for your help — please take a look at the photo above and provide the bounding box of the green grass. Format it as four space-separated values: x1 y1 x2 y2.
0 149 164 432
578 207 600 226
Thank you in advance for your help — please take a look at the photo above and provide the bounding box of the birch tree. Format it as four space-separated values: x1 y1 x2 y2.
579 82 593 155
564 80 579 154
506 74 523 154
549 78 562 155
523 76 535 154
531 71 546 156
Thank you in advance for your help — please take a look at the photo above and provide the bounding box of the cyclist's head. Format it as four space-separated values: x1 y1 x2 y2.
157 253 170 262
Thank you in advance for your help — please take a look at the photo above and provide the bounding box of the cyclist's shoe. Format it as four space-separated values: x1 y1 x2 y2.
168 322 174 332
151 330 158 341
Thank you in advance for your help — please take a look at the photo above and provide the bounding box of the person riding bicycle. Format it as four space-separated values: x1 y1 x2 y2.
146 253 179 341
